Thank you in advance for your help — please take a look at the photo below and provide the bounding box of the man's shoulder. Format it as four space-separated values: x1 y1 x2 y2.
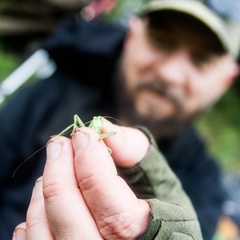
43 17 127 58
42 17 126 81
159 126 206 157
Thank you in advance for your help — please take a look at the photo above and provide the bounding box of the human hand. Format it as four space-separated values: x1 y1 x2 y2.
13 124 150 240
102 119 150 168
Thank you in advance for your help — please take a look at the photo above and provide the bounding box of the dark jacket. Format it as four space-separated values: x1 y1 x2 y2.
0 17 227 239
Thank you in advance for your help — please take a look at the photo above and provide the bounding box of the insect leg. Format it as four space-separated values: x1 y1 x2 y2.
57 123 75 136
99 131 117 140
74 114 86 128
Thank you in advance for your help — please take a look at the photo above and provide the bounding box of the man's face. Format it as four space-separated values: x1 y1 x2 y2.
117 14 239 138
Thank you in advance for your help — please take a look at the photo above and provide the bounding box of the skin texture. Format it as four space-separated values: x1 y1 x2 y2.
13 121 151 240
116 15 239 139
12 13 239 240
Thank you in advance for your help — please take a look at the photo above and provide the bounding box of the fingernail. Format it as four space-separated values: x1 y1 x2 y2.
32 177 43 199
47 139 63 160
14 227 26 240
73 130 89 154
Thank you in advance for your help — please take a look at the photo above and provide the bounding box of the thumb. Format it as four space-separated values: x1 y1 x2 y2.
102 119 150 168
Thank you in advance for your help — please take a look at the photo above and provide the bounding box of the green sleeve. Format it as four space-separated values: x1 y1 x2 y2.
117 127 203 240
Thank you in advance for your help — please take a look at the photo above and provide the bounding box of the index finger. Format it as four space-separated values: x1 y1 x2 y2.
43 136 103 239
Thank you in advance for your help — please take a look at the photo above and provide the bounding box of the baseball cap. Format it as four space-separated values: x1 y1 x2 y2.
139 0 240 60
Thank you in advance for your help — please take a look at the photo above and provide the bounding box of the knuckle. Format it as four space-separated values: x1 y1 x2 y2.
78 171 105 193
26 213 45 230
26 203 45 230
43 178 62 200
99 212 136 239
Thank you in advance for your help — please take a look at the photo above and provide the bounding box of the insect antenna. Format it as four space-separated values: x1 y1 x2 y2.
12 127 75 178
12 144 47 178
101 116 125 125
84 120 93 127
12 116 118 177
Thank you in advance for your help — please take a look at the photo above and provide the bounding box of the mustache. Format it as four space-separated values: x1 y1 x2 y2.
136 79 180 105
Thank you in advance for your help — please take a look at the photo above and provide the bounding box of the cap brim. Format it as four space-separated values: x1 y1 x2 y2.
139 0 239 59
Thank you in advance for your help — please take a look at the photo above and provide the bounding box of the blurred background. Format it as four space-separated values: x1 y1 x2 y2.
1 0 239 173
0 1 240 239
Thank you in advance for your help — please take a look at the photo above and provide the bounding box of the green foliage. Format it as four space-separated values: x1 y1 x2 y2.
0 45 19 82
0 0 23 10
104 0 146 24
196 87 240 170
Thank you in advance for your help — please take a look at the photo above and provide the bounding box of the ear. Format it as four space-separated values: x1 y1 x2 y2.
224 62 240 89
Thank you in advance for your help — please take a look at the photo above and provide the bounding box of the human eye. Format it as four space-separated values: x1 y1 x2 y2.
147 29 172 51
149 35 174 55
151 36 170 49
191 53 211 69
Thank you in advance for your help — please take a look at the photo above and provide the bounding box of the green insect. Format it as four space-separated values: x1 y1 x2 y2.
58 114 116 136
12 115 117 177
57 114 117 153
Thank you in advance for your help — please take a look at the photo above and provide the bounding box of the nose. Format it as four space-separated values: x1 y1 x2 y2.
154 50 190 86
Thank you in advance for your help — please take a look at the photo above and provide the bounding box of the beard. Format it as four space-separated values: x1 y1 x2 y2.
113 59 203 140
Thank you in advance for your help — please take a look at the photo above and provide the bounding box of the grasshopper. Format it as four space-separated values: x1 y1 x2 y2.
12 115 117 177
57 114 117 153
